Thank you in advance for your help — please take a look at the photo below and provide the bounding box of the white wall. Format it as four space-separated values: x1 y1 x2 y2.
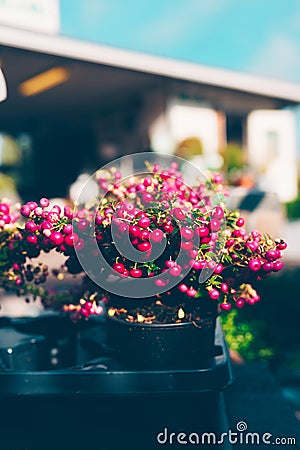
247 109 298 202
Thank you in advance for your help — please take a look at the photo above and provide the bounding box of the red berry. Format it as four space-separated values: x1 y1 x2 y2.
208 288 220 300
221 303 232 311
249 258 261 271
235 298 245 309
221 283 228 293
262 262 274 272
197 227 209 237
64 233 79 247
137 242 151 252
0 203 9 214
139 230 150 241
166 260 175 268
150 229 164 243
213 206 224 220
26 234 38 244
143 177 152 187
63 224 73 235
138 217 150 228
113 263 125 274
40 198 50 208
273 260 283 272
50 232 64 246
179 284 188 292
181 227 194 240
163 223 174 233
181 241 193 251
210 219 220 232
130 268 143 278
129 225 140 237
214 263 223 274
277 241 287 250
186 288 197 297
20 205 31 217
236 217 245 227
173 208 186 221
169 265 182 277
25 220 37 233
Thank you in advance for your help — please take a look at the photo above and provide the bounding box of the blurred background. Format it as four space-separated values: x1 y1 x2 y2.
0 0 300 422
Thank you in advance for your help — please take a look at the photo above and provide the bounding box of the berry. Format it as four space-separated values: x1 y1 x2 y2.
221 282 228 293
236 217 245 227
163 223 174 233
26 235 38 244
40 198 50 208
138 217 150 228
181 227 194 240
210 219 220 232
137 242 151 252
235 298 245 309
64 233 79 247
277 241 287 250
208 288 220 300
186 288 197 297
129 225 140 237
262 262 274 272
181 241 193 251
273 260 283 272
50 232 64 246
197 227 209 237
20 205 31 217
130 268 143 278
139 230 150 241
150 229 164 243
63 224 73 235
113 263 125 274
220 303 232 311
213 206 224 220
265 250 278 261
249 258 261 271
214 263 223 274
169 265 182 277
179 284 188 293
173 208 186 221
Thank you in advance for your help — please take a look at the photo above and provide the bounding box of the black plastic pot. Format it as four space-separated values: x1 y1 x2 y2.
107 314 217 370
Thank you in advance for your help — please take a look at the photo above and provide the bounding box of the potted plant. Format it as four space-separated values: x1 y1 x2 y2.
0 156 286 371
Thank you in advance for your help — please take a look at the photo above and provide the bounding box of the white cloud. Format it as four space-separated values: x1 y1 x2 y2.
247 34 300 82
137 0 234 48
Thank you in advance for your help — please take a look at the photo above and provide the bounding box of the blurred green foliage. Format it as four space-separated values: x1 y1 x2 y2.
285 196 300 220
221 267 300 366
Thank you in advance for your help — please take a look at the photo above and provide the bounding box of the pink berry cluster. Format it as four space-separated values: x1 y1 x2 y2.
0 161 287 321
92 163 286 313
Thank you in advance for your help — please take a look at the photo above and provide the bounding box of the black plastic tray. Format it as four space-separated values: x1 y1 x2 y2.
0 318 232 397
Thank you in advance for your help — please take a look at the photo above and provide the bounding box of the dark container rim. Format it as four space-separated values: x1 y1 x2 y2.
106 312 218 329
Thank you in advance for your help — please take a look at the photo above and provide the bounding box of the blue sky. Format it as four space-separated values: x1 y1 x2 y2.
60 0 300 83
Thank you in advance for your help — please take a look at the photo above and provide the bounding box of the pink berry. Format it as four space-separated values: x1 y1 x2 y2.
236 217 245 227
130 268 143 278
50 232 64 246
265 250 278 261
150 229 164 243
210 219 221 232
197 227 209 238
221 283 228 293
0 203 9 214
273 260 283 272
143 177 152 187
214 263 223 274
40 198 50 208
235 298 245 309
181 227 194 240
262 262 274 272
249 258 261 271
64 233 79 247
208 288 220 300
277 241 287 250
220 303 232 311
20 205 31 217
186 288 197 297
181 241 193 251
25 221 37 233
213 206 224 220
179 284 188 293
169 265 182 277
173 208 186 221
139 230 150 241
129 225 140 237
26 234 38 244
113 263 125 274
137 242 151 252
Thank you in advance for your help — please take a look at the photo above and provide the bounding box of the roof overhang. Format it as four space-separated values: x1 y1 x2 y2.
1 25 300 104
